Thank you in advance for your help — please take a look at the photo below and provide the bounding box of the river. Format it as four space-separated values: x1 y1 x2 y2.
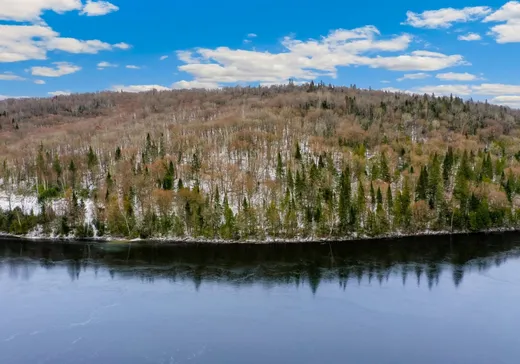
1 233 520 363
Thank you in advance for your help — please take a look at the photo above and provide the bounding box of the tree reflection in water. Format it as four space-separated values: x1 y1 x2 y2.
1 232 520 293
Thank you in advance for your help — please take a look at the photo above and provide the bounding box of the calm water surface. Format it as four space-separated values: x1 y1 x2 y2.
2 234 520 364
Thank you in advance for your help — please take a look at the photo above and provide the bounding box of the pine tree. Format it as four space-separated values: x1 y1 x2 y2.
442 146 454 185
428 154 443 209
338 167 351 235
386 185 393 211
481 152 493 181
454 166 470 212
295 142 302 160
356 179 366 230
115 146 122 161
276 151 284 180
87 146 97 170
377 187 383 205
380 152 391 183
459 150 472 180
370 182 376 206
415 166 428 201
399 177 412 229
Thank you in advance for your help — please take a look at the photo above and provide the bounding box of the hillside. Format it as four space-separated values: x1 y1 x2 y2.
2 84 520 241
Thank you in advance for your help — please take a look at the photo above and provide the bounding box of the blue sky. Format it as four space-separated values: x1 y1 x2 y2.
1 0 520 107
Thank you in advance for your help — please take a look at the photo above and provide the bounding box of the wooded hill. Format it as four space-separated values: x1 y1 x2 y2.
1 83 520 240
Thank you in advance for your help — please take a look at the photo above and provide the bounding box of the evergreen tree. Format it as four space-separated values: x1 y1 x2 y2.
380 152 391 183
428 154 443 209
481 152 493 181
377 187 383 205
399 177 412 229
115 146 122 161
370 182 376 206
276 151 284 180
295 142 302 160
386 185 393 211
87 146 97 170
338 167 351 235
442 146 454 185
415 166 428 201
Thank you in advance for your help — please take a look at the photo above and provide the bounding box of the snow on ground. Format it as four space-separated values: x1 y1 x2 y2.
0 192 41 215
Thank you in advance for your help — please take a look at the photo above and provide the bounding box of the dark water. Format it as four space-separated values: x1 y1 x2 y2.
2 234 520 364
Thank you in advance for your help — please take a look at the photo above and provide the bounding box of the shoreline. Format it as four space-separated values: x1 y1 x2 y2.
1 227 518 245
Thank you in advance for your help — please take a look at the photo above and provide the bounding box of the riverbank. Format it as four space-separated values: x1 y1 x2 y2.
1 227 518 245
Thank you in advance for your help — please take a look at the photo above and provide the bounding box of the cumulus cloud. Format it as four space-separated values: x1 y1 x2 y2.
0 24 130 63
405 83 520 104
114 42 131 50
436 72 478 81
48 90 71 96
0 95 29 101
413 84 473 95
0 72 26 81
159 55 169 61
403 6 491 28
112 85 170 93
172 80 220 89
247 33 257 38
484 1 520 43
81 1 119 16
34 79 46 84
30 62 81 77
126 65 140 69
458 33 482 41
397 73 430 81
97 61 118 69
176 26 466 87
0 0 82 23
472 83 520 95
490 95 520 107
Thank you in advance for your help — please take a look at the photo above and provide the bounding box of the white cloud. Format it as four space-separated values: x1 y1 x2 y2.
0 0 82 23
126 65 140 69
114 42 131 50
484 1 520 43
47 38 114 53
81 1 119 16
0 24 130 63
381 80 391 84
381 87 410 93
176 26 466 86
457 32 482 41
171 80 220 89
397 72 430 81
159 55 169 61
413 84 473 95
436 72 478 81
34 79 46 84
358 51 467 71
97 61 118 69
403 83 520 100
403 6 491 28
30 62 81 77
0 95 29 101
472 83 520 95
48 90 71 96
0 72 26 81
490 95 520 107
112 85 170 93
247 33 257 38
484 1 520 22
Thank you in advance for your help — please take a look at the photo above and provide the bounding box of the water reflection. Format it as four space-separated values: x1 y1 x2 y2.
1 232 520 293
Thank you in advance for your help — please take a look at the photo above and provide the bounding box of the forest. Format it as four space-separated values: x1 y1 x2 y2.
1 82 520 241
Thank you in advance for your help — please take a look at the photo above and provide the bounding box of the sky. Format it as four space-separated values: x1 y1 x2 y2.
1 0 520 107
